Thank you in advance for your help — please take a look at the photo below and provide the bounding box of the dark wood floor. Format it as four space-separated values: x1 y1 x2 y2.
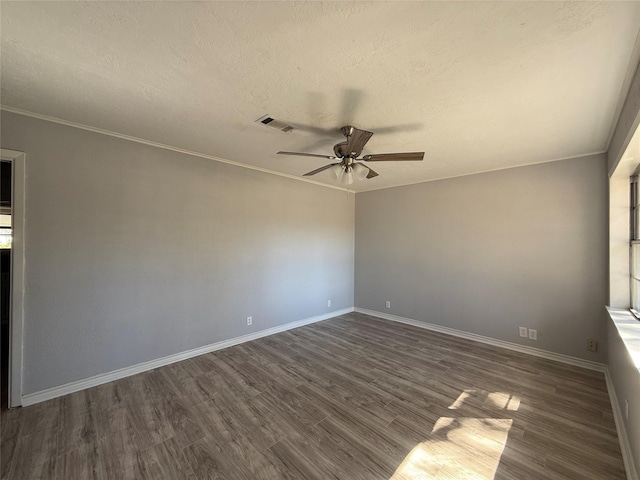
0 312 627 479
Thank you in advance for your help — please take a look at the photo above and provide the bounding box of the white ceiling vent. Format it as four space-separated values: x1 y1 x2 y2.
256 115 294 133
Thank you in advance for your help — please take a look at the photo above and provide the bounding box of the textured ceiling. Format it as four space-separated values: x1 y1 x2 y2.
2 1 640 192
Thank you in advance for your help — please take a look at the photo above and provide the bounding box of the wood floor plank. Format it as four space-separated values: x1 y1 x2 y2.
309 415 399 478
216 358 292 394
1 312 627 480
56 393 98 456
0 407 22 479
153 394 207 449
545 451 628 480
7 410 59 480
183 434 262 480
305 421 392 480
51 442 103 480
268 436 343 480
135 437 198 480
85 379 130 413
190 387 287 453
122 389 175 452
248 390 325 440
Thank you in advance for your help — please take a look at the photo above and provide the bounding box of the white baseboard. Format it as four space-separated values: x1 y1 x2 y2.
354 308 607 371
605 369 640 480
21 307 353 407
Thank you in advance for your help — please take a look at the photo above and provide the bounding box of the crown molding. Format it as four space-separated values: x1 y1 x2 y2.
0 105 350 193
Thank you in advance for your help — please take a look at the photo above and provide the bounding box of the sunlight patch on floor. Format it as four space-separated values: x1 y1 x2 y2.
390 418 513 480
448 389 475 410
449 390 520 412
484 392 520 411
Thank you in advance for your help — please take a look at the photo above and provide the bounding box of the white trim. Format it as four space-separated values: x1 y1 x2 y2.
21 307 353 406
607 307 640 371
605 368 639 480
0 106 349 193
1 149 26 408
354 308 607 372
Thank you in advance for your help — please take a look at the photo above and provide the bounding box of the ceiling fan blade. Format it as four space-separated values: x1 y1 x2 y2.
277 151 336 159
367 123 423 135
366 166 379 179
345 128 373 157
289 122 336 137
303 162 341 177
340 88 364 125
362 152 424 162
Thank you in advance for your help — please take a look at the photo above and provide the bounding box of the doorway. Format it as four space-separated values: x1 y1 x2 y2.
0 160 10 409
0 149 25 408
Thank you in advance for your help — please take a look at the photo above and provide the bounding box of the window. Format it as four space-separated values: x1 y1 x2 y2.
631 175 640 316
0 214 10 249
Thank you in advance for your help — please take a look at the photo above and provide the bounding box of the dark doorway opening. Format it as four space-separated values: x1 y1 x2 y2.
1 160 12 410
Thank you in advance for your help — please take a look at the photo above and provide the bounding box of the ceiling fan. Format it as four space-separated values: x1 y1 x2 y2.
278 126 424 184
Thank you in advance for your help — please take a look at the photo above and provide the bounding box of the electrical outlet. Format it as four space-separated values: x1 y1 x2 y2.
246 316 252 326
587 340 598 352
528 329 537 340
327 300 331 308
519 327 528 338
625 399 629 421
385 301 391 309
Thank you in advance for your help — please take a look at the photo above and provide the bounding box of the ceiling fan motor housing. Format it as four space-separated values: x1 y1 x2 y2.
334 141 349 159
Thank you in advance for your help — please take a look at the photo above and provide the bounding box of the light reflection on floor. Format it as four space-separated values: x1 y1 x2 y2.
390 390 518 479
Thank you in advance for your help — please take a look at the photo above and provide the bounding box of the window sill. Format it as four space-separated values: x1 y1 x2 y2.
607 307 640 372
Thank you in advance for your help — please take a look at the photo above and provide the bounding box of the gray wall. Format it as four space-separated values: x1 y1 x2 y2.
355 154 609 362
1 111 355 395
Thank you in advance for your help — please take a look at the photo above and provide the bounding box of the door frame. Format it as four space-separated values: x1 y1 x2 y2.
1 148 25 407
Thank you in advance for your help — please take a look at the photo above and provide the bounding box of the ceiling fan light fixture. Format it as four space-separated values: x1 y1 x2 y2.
330 163 344 180
352 162 369 181
344 167 354 185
